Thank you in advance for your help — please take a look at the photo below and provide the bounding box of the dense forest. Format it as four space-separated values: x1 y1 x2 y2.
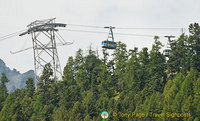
0 23 200 121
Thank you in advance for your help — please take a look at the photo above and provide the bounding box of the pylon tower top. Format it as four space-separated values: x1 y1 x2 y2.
19 18 67 85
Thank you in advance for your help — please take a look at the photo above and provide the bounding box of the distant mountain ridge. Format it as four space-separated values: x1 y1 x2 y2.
0 59 35 93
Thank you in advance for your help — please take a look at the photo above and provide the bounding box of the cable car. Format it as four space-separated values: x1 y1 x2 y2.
163 35 175 57
102 26 117 49
163 49 170 57
102 40 117 49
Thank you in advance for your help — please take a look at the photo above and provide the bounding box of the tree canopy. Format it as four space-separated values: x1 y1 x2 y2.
0 23 200 121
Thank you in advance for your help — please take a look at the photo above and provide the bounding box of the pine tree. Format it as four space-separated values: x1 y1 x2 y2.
25 78 35 97
124 47 141 92
145 36 166 95
37 63 54 94
63 56 75 85
188 23 200 55
167 34 190 77
113 41 128 92
0 73 9 111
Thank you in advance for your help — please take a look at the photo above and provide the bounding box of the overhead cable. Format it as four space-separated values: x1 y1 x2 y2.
0 29 27 41
67 24 103 29
67 24 186 30
60 29 164 37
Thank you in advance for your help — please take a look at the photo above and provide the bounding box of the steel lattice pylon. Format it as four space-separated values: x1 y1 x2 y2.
19 18 70 84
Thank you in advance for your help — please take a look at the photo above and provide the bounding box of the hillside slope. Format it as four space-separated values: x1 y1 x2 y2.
0 59 35 92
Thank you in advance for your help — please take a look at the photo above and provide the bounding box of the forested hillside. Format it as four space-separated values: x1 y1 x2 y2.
0 23 200 121
0 59 35 92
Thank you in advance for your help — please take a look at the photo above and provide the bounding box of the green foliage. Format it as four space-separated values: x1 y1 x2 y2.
0 73 9 111
145 37 166 94
113 41 128 92
52 107 69 121
0 89 25 121
63 56 75 85
26 78 35 97
1 23 200 121
167 34 190 76
188 23 200 55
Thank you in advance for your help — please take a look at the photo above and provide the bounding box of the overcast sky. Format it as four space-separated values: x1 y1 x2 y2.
0 0 200 73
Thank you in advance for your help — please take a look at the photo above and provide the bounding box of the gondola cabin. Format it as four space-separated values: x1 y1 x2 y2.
163 49 170 57
102 40 117 49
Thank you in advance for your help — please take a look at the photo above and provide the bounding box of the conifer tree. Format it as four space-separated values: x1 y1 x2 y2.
0 73 9 111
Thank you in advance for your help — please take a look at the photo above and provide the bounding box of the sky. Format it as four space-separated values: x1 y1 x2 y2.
0 0 200 73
